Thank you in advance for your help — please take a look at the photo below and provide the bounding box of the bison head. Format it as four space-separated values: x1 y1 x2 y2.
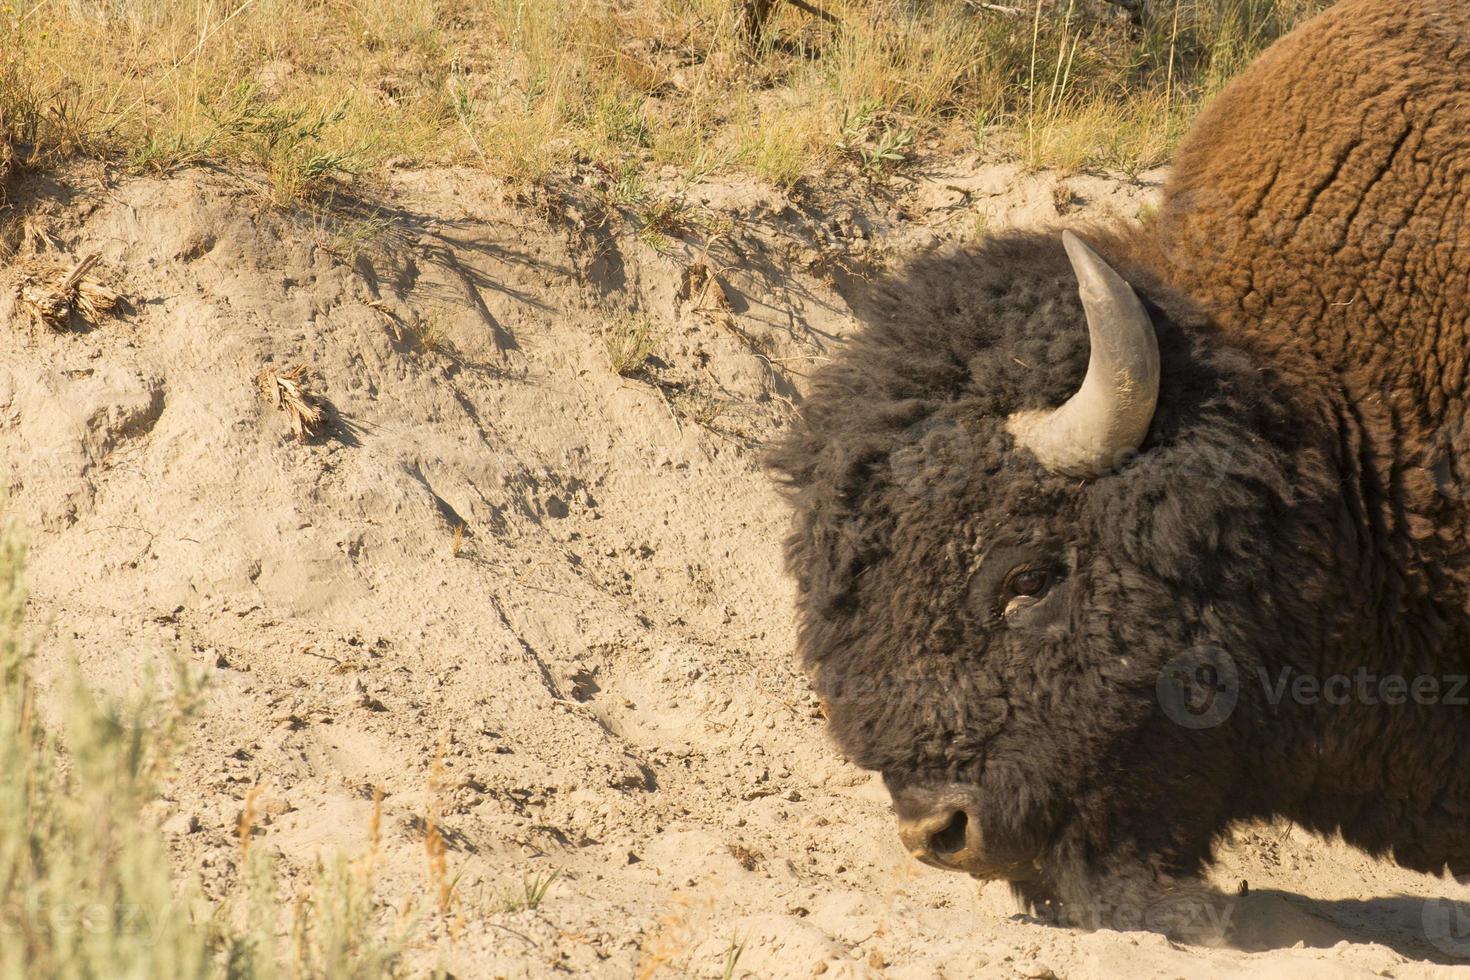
770 230 1342 936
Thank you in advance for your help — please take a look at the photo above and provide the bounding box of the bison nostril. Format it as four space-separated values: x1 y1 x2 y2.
930 809 969 856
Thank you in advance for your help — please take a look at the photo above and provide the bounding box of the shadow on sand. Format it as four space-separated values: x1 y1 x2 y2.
1230 888 1470 965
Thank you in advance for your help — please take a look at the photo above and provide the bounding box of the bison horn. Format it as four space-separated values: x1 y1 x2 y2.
1005 231 1160 477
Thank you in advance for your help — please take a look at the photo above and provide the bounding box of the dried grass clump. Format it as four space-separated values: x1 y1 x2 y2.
257 363 326 441
16 253 122 330
605 314 661 378
0 98 14 207
683 261 735 327
20 216 58 254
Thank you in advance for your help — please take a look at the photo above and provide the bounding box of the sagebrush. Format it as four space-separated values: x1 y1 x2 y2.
0 524 402 979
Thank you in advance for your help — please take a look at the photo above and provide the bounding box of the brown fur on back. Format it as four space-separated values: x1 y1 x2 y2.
1125 0 1470 579
1149 0 1470 421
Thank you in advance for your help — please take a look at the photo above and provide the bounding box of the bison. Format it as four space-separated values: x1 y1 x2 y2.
770 0 1470 940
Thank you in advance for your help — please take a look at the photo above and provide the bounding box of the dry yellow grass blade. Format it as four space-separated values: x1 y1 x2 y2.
0 130 11 200
77 276 123 325
17 252 123 330
257 364 326 441
20 216 58 254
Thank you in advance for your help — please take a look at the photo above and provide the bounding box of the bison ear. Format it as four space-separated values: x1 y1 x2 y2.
1005 232 1160 477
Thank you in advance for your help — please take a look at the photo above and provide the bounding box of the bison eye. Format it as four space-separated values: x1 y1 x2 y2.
1006 568 1050 598
1000 565 1057 622
969 546 1068 629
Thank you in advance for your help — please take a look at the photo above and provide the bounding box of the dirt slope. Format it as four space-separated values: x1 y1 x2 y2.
3 161 1468 978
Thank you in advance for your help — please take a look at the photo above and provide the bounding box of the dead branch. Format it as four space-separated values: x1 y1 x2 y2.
740 0 839 44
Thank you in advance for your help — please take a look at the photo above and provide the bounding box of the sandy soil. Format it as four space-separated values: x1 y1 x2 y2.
3 159 1469 978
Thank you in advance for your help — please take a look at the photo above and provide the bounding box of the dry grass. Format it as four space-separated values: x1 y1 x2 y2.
606 314 661 378
0 112 12 203
423 737 458 921
257 364 326 441
0 0 1328 197
405 309 451 355
15 252 122 330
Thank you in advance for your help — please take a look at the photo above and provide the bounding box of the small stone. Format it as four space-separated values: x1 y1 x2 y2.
163 812 200 835
256 796 292 818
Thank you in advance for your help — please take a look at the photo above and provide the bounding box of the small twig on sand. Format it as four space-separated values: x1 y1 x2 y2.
962 0 1026 15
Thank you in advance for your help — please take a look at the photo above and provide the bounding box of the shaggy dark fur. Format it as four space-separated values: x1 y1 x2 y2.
770 0 1470 939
